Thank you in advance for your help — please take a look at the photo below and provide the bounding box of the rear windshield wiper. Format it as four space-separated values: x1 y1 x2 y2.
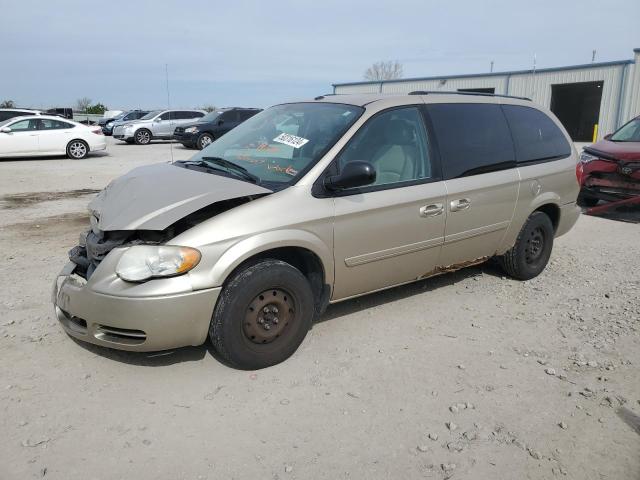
201 156 261 184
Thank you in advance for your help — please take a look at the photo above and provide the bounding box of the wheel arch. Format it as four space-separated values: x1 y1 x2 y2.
209 231 333 317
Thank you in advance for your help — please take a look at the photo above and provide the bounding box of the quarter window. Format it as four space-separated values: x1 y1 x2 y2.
338 106 433 186
502 105 571 162
39 119 73 130
426 103 515 179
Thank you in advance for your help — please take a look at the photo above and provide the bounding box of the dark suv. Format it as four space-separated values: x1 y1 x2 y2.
173 107 261 149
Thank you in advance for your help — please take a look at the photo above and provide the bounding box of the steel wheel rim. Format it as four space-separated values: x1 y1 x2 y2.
137 131 150 143
243 289 295 344
69 142 86 158
199 135 213 148
525 226 545 264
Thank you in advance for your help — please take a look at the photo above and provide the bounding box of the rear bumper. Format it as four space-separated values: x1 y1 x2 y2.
90 140 107 152
52 262 219 352
556 201 581 237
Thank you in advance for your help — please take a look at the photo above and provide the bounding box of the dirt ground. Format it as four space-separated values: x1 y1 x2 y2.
1 138 639 480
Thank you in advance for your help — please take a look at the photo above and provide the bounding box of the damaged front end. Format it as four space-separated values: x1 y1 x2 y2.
68 196 262 280
577 148 640 213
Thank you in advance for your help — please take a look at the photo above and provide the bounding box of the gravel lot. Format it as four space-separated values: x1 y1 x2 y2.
1 137 639 479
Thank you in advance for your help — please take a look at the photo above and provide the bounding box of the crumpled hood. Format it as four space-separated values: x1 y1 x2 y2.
89 163 272 231
586 140 640 161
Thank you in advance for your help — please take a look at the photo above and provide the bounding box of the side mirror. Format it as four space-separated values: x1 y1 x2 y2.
217 119 224 126
604 133 612 140
154 117 162 123
324 161 376 191
0 127 11 133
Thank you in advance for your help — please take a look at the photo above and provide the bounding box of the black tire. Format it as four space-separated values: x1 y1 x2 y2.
196 133 214 150
210 259 314 370
134 129 152 145
66 139 89 159
499 211 554 280
577 192 599 208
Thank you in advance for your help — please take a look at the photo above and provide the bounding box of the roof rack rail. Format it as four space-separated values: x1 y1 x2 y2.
408 90 531 101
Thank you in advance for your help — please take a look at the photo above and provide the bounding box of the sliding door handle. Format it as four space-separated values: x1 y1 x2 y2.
450 198 471 212
420 203 444 217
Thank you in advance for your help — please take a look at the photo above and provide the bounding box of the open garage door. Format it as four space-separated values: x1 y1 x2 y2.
550 81 603 141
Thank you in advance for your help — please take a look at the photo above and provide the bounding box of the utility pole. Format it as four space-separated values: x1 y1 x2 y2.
592 49 597 63
490 60 494 73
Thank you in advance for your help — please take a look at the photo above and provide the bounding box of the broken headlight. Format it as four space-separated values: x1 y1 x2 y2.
579 151 599 163
116 245 201 282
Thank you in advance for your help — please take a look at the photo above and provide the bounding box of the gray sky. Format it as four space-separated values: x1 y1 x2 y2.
1 0 639 110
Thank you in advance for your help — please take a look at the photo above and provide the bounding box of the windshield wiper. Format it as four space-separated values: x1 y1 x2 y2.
200 156 261 184
179 157 260 184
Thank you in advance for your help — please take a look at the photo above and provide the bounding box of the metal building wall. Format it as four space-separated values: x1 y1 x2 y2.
379 75 508 94
333 49 640 141
507 65 625 138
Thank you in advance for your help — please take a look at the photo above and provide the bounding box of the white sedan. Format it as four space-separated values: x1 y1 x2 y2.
0 115 107 159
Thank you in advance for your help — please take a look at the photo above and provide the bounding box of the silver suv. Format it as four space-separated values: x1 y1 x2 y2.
113 109 206 144
53 92 580 369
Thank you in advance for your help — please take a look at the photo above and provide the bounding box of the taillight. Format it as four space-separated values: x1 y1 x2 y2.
91 128 103 135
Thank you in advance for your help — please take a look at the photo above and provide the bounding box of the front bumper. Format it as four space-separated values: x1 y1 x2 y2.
173 131 198 147
52 262 220 351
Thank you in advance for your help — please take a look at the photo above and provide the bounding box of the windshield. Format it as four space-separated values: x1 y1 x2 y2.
610 118 640 142
187 103 363 185
139 110 162 121
200 111 224 122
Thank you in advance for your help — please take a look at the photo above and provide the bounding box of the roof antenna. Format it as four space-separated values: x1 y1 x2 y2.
165 63 174 164
591 49 597 63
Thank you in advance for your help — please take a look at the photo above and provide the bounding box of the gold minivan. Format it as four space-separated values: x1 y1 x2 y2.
53 92 580 369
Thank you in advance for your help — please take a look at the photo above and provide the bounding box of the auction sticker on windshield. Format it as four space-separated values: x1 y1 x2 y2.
273 132 309 149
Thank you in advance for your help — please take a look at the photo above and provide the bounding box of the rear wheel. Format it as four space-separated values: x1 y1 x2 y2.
499 211 554 280
209 259 315 370
134 129 151 145
66 140 89 159
196 133 214 150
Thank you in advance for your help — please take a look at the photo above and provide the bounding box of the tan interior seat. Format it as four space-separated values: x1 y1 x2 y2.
371 119 417 184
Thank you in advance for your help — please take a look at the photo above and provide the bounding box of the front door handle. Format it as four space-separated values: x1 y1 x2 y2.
420 203 444 217
450 198 471 212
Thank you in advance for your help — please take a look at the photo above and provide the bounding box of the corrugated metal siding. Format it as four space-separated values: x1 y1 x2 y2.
334 83 382 94
379 75 508 94
334 52 640 141
507 65 623 138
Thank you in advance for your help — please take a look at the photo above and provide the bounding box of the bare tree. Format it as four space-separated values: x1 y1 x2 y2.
75 97 92 112
363 60 404 81
0 99 16 108
200 104 217 113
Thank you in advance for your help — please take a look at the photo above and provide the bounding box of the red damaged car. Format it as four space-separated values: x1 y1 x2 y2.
576 115 640 208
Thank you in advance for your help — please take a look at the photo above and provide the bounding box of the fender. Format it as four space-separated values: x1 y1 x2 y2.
208 229 334 289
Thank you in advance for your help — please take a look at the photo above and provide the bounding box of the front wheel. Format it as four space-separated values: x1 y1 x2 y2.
134 129 152 145
499 211 554 280
196 133 214 150
209 259 315 370
66 140 89 159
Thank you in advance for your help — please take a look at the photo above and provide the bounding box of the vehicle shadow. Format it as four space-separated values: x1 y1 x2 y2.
69 261 503 368
583 204 640 224
319 261 501 323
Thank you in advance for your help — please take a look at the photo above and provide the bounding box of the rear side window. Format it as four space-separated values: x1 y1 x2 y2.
502 105 571 163
426 103 515 179
239 110 259 121
183 111 204 119
40 119 74 130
